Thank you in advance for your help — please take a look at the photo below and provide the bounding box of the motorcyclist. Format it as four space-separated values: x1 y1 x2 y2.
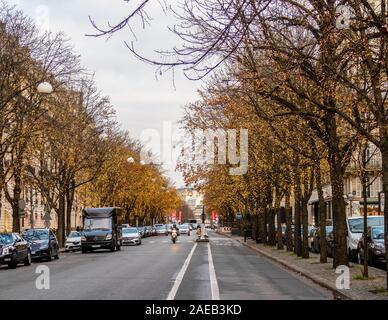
196 224 202 238
171 223 179 243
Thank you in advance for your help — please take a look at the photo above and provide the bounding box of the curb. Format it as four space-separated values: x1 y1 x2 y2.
216 231 352 300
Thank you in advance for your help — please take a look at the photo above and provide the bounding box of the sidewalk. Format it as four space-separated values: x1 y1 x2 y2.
217 231 388 300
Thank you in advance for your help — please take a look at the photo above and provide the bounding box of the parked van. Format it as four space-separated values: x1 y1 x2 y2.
347 215 384 262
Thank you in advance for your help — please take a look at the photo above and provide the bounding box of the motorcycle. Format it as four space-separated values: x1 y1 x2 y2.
171 230 178 243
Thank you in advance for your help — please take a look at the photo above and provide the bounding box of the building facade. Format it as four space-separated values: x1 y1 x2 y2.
308 143 383 225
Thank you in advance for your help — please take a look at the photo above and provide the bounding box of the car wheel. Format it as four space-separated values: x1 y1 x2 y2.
24 251 32 266
368 252 375 266
110 241 116 252
349 248 357 263
47 249 53 261
8 251 18 269
81 247 87 254
116 243 121 251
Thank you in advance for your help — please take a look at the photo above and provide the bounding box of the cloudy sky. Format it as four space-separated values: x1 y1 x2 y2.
8 0 202 187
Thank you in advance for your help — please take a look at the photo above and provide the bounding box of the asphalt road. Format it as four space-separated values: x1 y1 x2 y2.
0 231 332 300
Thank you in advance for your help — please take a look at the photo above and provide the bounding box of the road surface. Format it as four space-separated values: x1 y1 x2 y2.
0 231 332 300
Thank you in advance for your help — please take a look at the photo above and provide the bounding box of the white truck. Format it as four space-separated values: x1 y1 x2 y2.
347 215 384 262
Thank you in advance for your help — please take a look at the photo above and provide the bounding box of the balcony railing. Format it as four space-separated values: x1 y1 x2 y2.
346 159 382 171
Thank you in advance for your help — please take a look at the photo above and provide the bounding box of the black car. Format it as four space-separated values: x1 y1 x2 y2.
357 226 385 266
22 228 59 261
311 226 334 255
0 233 32 268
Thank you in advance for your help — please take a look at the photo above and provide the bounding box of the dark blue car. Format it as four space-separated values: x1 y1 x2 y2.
22 228 59 261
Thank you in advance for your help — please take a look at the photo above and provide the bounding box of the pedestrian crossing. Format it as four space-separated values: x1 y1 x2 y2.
145 238 242 247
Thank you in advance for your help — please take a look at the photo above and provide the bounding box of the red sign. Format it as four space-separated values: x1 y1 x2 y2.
178 211 182 222
172 210 176 221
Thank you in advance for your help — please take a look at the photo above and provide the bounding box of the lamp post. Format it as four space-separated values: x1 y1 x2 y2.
348 193 353 217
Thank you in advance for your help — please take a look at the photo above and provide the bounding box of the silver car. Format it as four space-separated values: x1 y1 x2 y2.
179 224 190 236
121 227 142 245
65 231 82 252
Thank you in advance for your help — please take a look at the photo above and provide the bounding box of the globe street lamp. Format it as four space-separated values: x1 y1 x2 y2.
37 81 53 94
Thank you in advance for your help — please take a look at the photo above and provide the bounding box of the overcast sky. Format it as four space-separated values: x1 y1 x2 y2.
8 0 201 187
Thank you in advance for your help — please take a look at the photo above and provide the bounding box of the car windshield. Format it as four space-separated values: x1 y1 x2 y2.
0 234 13 245
156 226 166 230
22 229 49 241
123 228 138 234
68 231 81 238
84 217 112 231
180 224 188 228
372 227 384 240
348 217 384 233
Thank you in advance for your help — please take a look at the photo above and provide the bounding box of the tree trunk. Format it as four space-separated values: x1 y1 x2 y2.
258 208 265 244
262 208 268 245
301 198 309 259
268 208 276 246
285 189 293 252
380 144 388 290
275 188 284 250
328 149 348 268
294 159 302 256
57 192 66 248
315 159 327 263
65 180 75 236
11 173 22 233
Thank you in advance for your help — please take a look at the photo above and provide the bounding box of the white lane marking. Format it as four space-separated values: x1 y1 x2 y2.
167 242 198 300
207 243 220 300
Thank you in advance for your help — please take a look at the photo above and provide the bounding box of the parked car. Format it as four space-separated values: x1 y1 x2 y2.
121 224 130 228
22 228 59 261
65 231 82 252
326 227 335 257
154 224 165 228
307 226 317 251
347 216 384 262
156 225 168 236
151 226 157 236
138 227 146 238
145 226 153 237
357 226 385 266
0 233 31 268
311 226 333 254
121 227 142 246
179 224 190 236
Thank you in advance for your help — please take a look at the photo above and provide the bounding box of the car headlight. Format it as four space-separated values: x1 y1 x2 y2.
106 234 112 240
2 246 11 255
371 243 385 250
81 236 86 241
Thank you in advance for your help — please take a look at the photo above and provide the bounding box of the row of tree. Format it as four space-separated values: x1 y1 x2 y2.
111 0 386 287
0 3 180 247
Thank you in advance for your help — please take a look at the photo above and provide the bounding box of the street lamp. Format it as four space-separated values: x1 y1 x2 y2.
348 193 354 217
127 157 135 164
37 81 53 94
